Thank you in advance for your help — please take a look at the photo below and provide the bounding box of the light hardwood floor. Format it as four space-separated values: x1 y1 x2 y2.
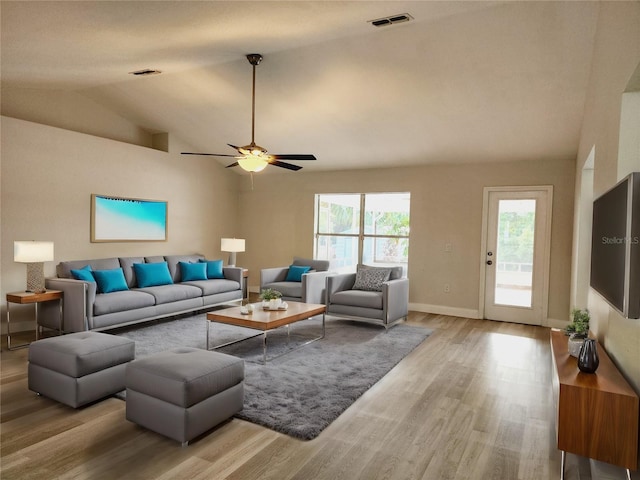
1 312 592 480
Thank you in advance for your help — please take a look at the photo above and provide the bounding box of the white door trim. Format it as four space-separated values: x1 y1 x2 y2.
478 185 553 326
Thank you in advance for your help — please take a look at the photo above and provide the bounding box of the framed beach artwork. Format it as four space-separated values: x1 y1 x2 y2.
91 194 168 242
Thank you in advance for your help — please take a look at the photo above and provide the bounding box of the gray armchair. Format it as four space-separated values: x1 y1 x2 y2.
260 257 331 304
325 265 409 329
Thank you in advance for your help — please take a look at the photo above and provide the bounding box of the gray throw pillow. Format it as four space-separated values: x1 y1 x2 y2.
352 266 392 292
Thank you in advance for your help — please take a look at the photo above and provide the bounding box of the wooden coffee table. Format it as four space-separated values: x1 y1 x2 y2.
206 302 326 364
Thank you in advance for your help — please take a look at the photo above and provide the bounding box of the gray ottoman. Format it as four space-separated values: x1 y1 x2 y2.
28 331 135 408
125 347 244 446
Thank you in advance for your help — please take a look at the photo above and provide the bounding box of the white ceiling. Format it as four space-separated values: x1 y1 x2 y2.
1 1 600 173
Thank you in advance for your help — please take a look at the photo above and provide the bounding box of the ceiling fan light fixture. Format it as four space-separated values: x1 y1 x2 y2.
238 156 268 172
238 143 267 157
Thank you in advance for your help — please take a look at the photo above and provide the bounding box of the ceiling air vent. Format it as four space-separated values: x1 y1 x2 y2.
369 13 413 28
128 68 162 76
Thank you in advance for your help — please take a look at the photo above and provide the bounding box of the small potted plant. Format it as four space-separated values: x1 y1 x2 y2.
259 288 282 310
566 308 590 357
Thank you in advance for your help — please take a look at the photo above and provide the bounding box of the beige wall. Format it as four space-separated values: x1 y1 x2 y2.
1 87 154 148
1 116 240 332
1 117 575 334
573 2 640 393
238 158 575 324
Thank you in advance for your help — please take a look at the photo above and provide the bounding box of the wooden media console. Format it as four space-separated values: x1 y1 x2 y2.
550 329 639 479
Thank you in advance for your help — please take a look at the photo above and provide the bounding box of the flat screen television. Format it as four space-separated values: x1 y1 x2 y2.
590 172 640 319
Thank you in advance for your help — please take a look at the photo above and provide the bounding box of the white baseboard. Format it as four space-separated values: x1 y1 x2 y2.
409 303 481 319
409 304 569 329
546 317 568 329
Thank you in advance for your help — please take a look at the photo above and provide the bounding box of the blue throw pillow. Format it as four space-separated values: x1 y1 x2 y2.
93 268 129 294
70 265 95 282
133 262 173 288
199 259 224 279
180 261 207 282
285 265 311 282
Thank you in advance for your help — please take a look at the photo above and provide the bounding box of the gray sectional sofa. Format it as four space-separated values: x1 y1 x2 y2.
41 254 243 333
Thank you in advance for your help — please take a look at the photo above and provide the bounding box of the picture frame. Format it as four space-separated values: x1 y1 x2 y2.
91 194 168 242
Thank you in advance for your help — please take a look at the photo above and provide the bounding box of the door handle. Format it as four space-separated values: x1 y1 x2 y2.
486 260 493 265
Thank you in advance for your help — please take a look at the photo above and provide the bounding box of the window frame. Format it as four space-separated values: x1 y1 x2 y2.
313 192 410 273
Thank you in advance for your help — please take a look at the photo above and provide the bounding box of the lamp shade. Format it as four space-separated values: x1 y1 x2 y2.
220 238 245 267
220 238 245 253
14 241 54 263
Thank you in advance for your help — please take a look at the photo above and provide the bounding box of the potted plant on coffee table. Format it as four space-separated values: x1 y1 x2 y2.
259 288 283 310
565 308 590 357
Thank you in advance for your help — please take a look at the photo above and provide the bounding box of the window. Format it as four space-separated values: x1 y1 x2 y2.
314 193 410 274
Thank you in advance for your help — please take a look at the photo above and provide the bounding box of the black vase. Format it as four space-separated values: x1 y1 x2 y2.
578 339 600 373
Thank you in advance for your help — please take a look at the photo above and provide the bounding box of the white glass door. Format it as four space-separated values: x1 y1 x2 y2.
482 188 552 325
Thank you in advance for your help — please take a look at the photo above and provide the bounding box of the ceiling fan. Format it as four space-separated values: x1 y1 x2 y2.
181 53 316 172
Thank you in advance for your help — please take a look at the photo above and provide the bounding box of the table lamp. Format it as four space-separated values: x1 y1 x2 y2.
220 238 245 267
14 241 54 293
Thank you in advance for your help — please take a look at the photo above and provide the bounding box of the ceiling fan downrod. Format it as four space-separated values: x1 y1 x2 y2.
246 54 263 146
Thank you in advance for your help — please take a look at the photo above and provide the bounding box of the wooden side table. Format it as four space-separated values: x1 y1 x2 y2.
6 290 63 350
550 329 639 479
242 269 249 300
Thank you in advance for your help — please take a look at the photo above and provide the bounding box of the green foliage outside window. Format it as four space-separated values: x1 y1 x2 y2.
315 193 410 271
497 211 534 265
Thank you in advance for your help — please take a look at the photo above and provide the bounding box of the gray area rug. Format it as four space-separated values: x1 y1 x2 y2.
112 313 432 440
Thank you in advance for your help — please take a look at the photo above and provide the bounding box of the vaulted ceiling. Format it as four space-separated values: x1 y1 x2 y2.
1 1 600 172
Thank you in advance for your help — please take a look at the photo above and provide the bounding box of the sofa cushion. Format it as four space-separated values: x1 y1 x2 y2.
70 265 95 282
262 281 302 299
332 290 383 310
93 268 129 294
183 279 241 296
164 255 205 282
358 263 403 281
199 259 224 279
94 290 156 316
144 256 165 264
389 266 403 280
137 284 203 305
180 261 207 282
119 257 146 287
57 257 120 279
353 265 391 292
285 265 311 282
293 257 329 272
134 262 173 288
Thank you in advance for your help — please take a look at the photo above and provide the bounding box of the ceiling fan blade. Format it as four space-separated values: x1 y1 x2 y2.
269 160 303 171
226 162 240 168
271 154 316 161
181 152 238 157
